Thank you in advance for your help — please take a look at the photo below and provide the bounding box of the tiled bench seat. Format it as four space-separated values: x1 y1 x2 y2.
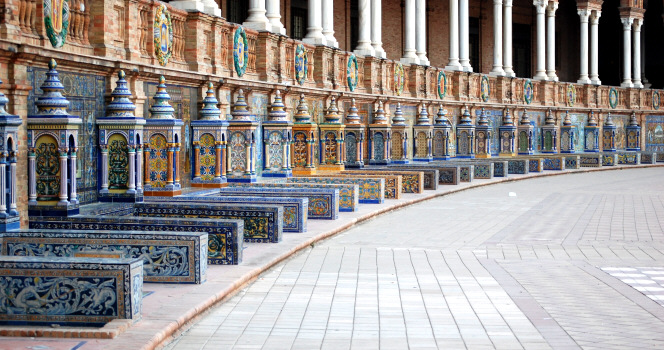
218 187 339 220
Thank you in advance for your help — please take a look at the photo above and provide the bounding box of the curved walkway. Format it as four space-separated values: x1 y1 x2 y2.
165 167 664 350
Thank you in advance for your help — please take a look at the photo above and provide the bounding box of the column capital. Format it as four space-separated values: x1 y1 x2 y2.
633 18 643 31
533 0 547 12
494 0 503 4
590 10 602 24
620 16 634 28
578 9 591 21
547 1 558 15
503 0 513 6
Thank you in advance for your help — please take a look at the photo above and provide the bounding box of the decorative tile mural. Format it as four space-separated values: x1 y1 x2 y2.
145 82 197 188
198 133 216 181
475 109 502 156
28 67 105 204
611 114 628 150
569 113 588 153
646 116 664 152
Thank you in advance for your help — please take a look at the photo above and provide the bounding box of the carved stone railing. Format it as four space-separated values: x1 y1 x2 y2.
67 0 89 45
18 0 36 35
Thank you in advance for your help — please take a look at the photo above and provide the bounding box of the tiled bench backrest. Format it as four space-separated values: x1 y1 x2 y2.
616 152 640 165
134 202 283 243
228 183 358 212
1 229 207 284
0 256 142 326
218 187 340 220
289 176 386 203
29 215 243 265
641 152 656 164
305 173 397 200
378 166 439 190
579 154 602 167
145 195 308 233
342 170 425 193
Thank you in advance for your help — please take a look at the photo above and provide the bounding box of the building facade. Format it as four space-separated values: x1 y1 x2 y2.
0 0 663 226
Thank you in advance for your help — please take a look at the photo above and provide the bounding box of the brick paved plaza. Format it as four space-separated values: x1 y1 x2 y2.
164 167 664 350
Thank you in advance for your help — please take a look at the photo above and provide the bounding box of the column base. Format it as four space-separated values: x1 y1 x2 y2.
633 82 644 88
392 159 411 164
621 81 634 88
271 26 286 35
372 46 386 58
577 77 591 84
590 78 601 85
461 65 473 73
303 35 327 46
169 1 204 12
533 72 548 81
292 168 317 176
324 34 339 48
401 56 420 65
446 61 462 71
355 47 376 57
261 169 293 178
489 67 505 76
417 55 430 66
504 68 516 77
547 73 559 81
242 21 272 32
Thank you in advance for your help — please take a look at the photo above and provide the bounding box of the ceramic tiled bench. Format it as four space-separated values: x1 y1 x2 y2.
641 152 656 164
289 176 386 203
146 195 308 233
542 156 566 170
507 159 530 174
134 202 283 243
228 183 358 212
218 187 339 220
492 161 509 177
657 152 664 162
1 229 207 284
602 153 618 166
308 173 399 200
564 155 581 169
343 170 424 193
616 152 640 165
435 161 482 181
0 256 142 326
527 158 543 172
29 216 243 265
380 166 439 190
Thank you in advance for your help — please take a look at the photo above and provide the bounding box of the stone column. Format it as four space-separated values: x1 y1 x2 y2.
533 0 547 80
28 149 37 205
621 17 633 88
459 0 472 71
633 19 643 88
215 143 222 179
281 141 289 170
355 0 375 56
446 0 461 70
590 11 601 85
546 2 558 81
136 145 142 191
9 154 17 215
100 146 109 193
490 0 505 76
371 0 385 57
266 0 286 35
0 155 6 217
577 9 591 84
128 146 136 194
69 149 77 204
416 0 429 65
58 149 68 205
245 142 252 175
144 147 150 188
170 0 221 17
503 0 515 76
243 0 272 32
304 0 326 45
322 0 338 47
401 0 419 64
193 142 201 180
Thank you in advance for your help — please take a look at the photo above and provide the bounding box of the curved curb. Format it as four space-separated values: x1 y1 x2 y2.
148 163 664 350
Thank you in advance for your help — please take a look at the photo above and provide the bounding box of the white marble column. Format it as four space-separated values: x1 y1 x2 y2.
416 0 429 65
58 150 68 206
170 0 221 17
503 0 514 76
633 18 643 88
490 0 504 76
322 0 338 47
621 17 633 88
371 0 385 57
127 147 136 194
590 11 601 85
100 147 109 193
69 150 77 204
9 156 16 215
577 9 591 84
354 0 375 56
266 0 286 35
243 0 272 31
28 151 37 205
459 0 472 72
546 2 558 81
304 0 326 45
401 0 419 64
136 145 143 191
445 0 461 70
533 0 547 80
0 157 7 216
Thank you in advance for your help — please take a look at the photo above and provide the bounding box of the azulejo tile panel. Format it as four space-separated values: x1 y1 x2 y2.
134 202 283 243
640 152 655 164
616 152 640 165
146 195 307 233
493 161 507 177
0 256 142 326
148 134 169 188
2 229 206 284
528 159 543 172
474 164 492 179
507 160 528 174
29 216 243 265
543 157 564 170
564 156 580 169
579 154 602 167
347 170 424 194
646 116 664 153
459 166 473 182
289 176 385 204
28 67 105 204
228 183 357 212
602 153 617 166
218 187 339 220
381 166 439 191
198 133 216 181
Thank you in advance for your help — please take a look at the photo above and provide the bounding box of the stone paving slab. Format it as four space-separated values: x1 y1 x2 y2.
4 165 664 350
